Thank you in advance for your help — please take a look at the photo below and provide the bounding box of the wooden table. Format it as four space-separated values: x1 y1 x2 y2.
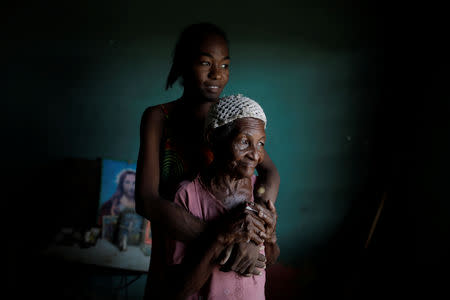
42 238 150 273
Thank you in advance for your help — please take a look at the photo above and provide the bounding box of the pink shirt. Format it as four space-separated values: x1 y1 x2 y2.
166 175 266 300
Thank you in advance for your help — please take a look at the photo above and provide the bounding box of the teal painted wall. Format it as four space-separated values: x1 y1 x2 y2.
11 1 449 298
6 1 380 264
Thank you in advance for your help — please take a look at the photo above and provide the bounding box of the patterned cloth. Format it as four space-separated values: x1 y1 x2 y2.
159 104 214 200
205 94 267 130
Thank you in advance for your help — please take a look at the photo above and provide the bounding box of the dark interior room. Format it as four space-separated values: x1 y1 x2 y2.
5 1 448 299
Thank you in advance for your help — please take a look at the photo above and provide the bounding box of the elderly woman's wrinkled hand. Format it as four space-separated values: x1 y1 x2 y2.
219 242 266 276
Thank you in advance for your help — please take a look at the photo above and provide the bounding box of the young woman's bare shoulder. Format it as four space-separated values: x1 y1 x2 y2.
141 100 177 126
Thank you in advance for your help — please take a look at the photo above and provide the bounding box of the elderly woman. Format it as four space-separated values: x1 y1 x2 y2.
165 94 279 300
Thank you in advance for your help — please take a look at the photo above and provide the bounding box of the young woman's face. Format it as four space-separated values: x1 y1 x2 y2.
184 33 230 101
225 118 266 179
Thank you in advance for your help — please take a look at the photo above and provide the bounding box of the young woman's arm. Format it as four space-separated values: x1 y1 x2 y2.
255 149 280 204
264 235 280 267
262 199 280 265
135 105 205 242
167 234 228 299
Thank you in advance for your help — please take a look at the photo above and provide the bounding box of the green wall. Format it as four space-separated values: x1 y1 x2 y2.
6 1 449 298
6 0 382 264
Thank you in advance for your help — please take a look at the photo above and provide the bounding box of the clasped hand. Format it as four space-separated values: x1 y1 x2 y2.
215 200 277 276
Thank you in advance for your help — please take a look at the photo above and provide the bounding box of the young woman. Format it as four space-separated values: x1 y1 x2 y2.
135 23 280 298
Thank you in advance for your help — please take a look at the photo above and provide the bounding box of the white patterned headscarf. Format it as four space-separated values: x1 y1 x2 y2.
205 94 267 131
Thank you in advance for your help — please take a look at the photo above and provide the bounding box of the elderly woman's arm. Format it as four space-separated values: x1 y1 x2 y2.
166 204 262 299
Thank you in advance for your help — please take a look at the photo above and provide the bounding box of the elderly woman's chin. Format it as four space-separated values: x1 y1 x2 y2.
233 165 257 179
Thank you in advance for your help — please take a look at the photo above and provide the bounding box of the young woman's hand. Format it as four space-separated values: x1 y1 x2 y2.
246 200 277 242
213 202 267 246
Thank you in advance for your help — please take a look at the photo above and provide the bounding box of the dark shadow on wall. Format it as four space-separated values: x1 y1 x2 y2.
266 4 449 298
4 45 101 161
8 158 102 247
7 158 103 299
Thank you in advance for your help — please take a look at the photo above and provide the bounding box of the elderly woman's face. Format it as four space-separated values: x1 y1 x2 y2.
226 118 266 179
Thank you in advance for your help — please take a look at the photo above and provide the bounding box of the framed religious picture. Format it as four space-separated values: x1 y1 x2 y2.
102 215 119 243
116 208 144 251
98 159 137 244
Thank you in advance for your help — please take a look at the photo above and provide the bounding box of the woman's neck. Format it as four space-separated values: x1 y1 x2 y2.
201 167 253 209
178 92 217 121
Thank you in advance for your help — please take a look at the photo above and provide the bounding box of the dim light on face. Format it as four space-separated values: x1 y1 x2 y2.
227 118 266 179
184 33 230 101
